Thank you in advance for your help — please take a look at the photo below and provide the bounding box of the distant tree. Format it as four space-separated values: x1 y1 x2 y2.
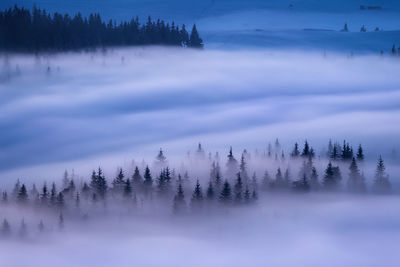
180 24 189 46
347 157 366 193
38 220 45 232
323 162 342 190
190 180 204 212
188 24 203 48
292 174 310 192
62 170 70 189
59 213 64 230
173 183 186 214
131 166 143 193
219 180 232 205
392 45 396 56
309 167 320 190
124 178 132 198
40 183 49 205
234 173 243 204
360 25 366 32
143 166 153 195
262 170 271 190
226 147 238 179
1 219 11 236
196 143 206 159
301 141 310 157
57 192 65 209
356 144 364 161
372 156 391 194
112 168 125 193
342 23 349 32
251 172 258 192
239 153 249 185
2 191 8 204
243 186 251 204
206 181 215 200
75 192 80 208
17 184 28 204
30 184 39 199
12 179 21 201
155 149 167 168
19 219 27 238
50 182 57 207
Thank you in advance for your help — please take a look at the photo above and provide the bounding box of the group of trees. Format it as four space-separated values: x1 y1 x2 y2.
0 140 394 238
0 5 203 52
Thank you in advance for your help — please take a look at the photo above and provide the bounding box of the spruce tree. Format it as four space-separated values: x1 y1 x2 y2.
309 167 320 190
372 156 391 194
112 168 125 193
219 180 232 205
226 147 238 179
356 144 364 161
19 219 27 238
1 219 11 236
124 178 132 198
234 173 243 204
190 180 204 212
173 183 186 215
262 170 271 191
347 157 366 193
206 181 215 200
323 162 342 190
17 184 28 204
132 166 143 193
188 24 203 48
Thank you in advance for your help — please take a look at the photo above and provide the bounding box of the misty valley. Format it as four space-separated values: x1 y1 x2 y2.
1 1 400 267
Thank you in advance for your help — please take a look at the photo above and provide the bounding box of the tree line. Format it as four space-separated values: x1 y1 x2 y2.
0 5 204 52
0 140 394 238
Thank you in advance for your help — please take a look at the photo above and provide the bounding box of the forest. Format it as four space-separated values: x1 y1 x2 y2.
0 139 393 239
0 6 203 52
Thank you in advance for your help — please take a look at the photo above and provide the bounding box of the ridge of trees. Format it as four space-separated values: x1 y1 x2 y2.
0 5 203 52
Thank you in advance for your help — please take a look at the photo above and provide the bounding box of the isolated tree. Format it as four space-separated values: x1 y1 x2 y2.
188 24 203 48
372 156 391 194
219 180 232 205
342 23 349 32
155 148 167 168
190 180 204 212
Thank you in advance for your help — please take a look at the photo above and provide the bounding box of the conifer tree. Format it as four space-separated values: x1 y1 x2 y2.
356 144 364 161
59 213 64 230
19 219 27 238
75 192 80 208
40 183 49 206
243 186 251 204
323 162 342 190
290 143 300 158
292 174 310 192
190 180 204 212
2 191 8 204
17 184 28 204
124 178 132 198
262 170 271 191
347 157 366 193
234 173 243 204
226 147 238 179
50 182 57 207
206 181 215 200
173 183 186 214
309 167 320 190
219 180 232 205
132 166 143 192
301 141 310 157
188 24 203 48
57 192 65 209
239 153 249 185
143 166 153 196
112 168 125 193
372 156 391 194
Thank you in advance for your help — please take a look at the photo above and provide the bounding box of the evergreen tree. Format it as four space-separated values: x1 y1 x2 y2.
323 162 342 190
131 166 143 192
226 147 238 179
2 191 8 204
234 173 243 204
40 183 49 206
239 153 249 185
75 192 80 208
17 184 28 204
188 24 203 48
124 178 132 198
301 141 310 157
243 186 251 204
219 180 232 205
342 23 349 32
190 180 204 212
57 192 65 209
59 213 64 230
290 143 300 158
19 219 27 238
372 156 391 194
347 157 366 193
173 183 186 214
112 168 125 193
292 174 310 192
206 181 215 200
356 144 364 161
50 182 57 207
262 170 271 191
143 166 153 195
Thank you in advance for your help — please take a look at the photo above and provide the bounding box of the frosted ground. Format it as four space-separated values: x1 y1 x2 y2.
1 1 400 267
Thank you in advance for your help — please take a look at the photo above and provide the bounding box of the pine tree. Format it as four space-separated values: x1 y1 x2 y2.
59 213 64 230
243 186 251 204
301 141 310 157
226 147 238 179
356 144 364 161
262 170 271 191
372 156 391 194
323 162 342 190
17 184 28 204
291 142 300 157
143 166 153 196
188 24 203 48
19 219 27 237
50 182 57 207
347 157 366 193
131 166 143 192
239 153 249 185
190 180 204 212
292 174 310 192
2 191 8 204
57 192 65 209
75 192 80 208
234 173 243 204
219 180 232 205
124 178 132 198
112 168 125 193
40 183 49 206
206 181 215 200
173 183 186 215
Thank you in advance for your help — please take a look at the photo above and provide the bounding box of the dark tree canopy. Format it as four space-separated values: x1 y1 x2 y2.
0 6 203 52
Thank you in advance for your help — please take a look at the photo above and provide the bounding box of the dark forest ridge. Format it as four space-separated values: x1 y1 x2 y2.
0 5 203 52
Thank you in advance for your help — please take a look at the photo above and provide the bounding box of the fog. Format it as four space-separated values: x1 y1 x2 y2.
1 47 400 266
